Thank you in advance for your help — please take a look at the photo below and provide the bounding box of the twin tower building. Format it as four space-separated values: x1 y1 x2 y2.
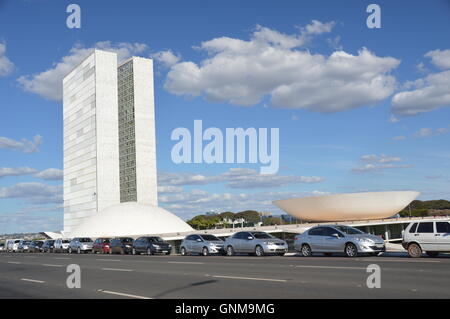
63 50 158 234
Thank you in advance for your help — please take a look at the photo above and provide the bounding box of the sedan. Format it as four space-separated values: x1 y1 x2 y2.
294 225 385 257
180 234 225 256
224 231 288 257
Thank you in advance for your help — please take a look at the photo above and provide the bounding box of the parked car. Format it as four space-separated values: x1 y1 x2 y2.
110 237 134 255
54 238 71 253
294 225 385 257
6 239 22 252
0 242 5 252
92 237 111 254
402 219 450 258
132 236 171 255
42 240 55 253
17 240 32 253
224 231 288 257
180 234 224 256
68 237 93 254
29 240 45 253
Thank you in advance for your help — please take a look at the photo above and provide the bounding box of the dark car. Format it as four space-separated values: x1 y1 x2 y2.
132 236 171 255
109 237 134 255
29 241 45 253
42 240 55 253
93 237 111 254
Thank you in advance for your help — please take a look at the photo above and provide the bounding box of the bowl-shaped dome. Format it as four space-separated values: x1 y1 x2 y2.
69 202 193 238
273 191 420 222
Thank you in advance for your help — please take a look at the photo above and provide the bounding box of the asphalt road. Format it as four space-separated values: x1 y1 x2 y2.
1 252 449 299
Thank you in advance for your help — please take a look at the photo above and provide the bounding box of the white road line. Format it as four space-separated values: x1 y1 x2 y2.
96 259 122 262
295 265 366 270
101 268 133 272
42 264 63 267
21 278 45 283
54 257 71 260
206 274 287 282
361 258 440 263
7 261 21 264
168 261 204 265
97 290 152 299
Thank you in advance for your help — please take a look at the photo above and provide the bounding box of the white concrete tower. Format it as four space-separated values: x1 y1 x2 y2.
63 50 120 234
117 57 158 206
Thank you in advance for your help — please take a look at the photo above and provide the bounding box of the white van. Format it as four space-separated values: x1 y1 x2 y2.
5 239 23 252
402 219 450 257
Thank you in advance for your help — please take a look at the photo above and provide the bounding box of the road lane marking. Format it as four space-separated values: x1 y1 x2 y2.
206 274 287 282
295 265 366 270
7 261 22 264
24 256 37 258
101 268 133 272
361 258 440 263
97 289 152 299
96 259 122 262
21 278 45 283
42 264 63 267
168 261 204 265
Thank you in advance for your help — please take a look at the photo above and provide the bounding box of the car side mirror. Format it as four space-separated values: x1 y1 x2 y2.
196 238 202 242
332 233 340 238
247 236 253 240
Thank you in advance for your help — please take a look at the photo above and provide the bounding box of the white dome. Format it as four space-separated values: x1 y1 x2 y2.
273 191 420 222
69 202 193 238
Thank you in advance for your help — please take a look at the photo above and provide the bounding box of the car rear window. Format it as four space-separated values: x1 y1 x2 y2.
417 222 433 233
436 222 450 233
409 223 418 233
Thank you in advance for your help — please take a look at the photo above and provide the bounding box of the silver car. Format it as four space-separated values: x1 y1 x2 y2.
54 238 71 253
68 237 93 254
180 234 225 256
294 225 385 257
17 240 32 253
224 231 288 257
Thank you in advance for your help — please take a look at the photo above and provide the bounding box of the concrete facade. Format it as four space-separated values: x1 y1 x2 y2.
63 49 158 234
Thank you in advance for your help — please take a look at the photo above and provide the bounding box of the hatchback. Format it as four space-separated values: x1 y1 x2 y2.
92 237 111 254
132 236 171 255
109 237 134 255
68 237 93 254
42 240 55 253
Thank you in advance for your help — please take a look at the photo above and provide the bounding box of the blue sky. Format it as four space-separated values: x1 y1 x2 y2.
0 0 449 233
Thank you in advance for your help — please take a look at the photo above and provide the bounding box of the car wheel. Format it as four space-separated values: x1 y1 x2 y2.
255 245 264 257
202 247 209 256
344 243 357 257
301 244 312 257
426 251 439 258
408 243 422 258
180 247 187 256
226 246 235 256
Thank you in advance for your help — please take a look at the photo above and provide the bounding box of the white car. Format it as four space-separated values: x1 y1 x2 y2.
54 238 71 253
402 219 450 257
5 239 23 252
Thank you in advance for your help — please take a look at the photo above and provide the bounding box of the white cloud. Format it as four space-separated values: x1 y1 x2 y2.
414 126 449 138
392 136 406 141
34 168 63 181
164 23 399 112
18 41 148 101
0 42 14 77
157 185 184 194
151 50 181 67
0 135 42 153
353 154 410 173
389 114 400 123
0 167 37 178
158 167 324 189
0 182 62 204
425 49 450 70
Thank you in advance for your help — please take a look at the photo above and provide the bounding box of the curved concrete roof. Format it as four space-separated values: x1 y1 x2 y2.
68 202 193 238
272 191 420 222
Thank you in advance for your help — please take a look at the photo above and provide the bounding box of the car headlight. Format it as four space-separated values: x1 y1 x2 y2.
153 245 160 248
356 238 374 244
263 241 276 245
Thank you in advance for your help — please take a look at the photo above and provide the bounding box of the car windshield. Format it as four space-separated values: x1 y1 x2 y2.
121 238 133 243
79 238 92 242
148 237 164 242
334 226 364 235
201 235 221 241
62 240 71 243
252 232 273 239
